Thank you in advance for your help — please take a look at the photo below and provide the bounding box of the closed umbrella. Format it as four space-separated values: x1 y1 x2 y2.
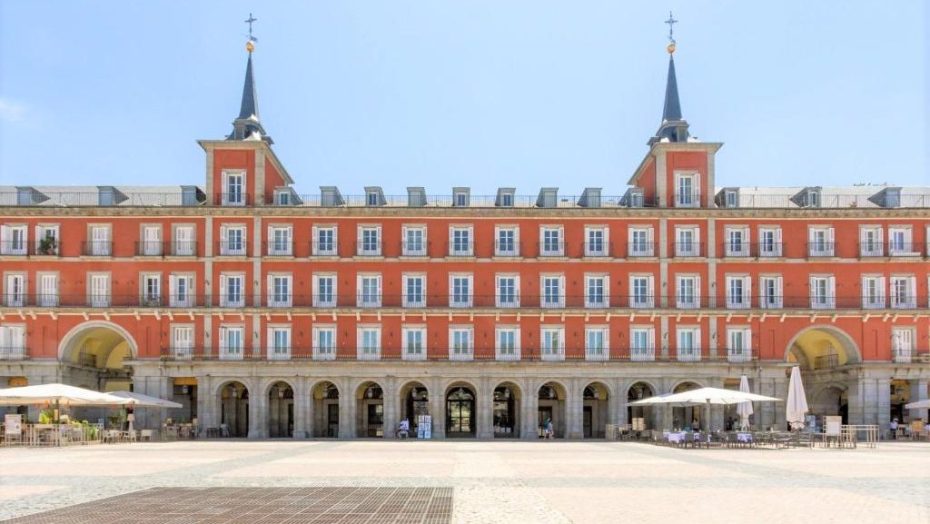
736 375 754 430
786 366 809 431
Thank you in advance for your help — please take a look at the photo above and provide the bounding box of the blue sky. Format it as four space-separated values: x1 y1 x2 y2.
0 1 926 195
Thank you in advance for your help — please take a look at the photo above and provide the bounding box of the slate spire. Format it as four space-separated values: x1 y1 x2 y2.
228 34 272 144
650 12 690 145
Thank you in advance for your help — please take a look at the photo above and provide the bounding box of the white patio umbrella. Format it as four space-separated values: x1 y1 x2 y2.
786 366 809 430
0 383 126 407
736 375 754 431
107 391 182 409
904 399 930 410
628 387 781 433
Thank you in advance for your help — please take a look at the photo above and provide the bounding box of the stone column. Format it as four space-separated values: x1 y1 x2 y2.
522 386 539 440
292 377 309 439
611 379 625 426
909 379 929 423
136 375 171 431
566 380 583 439
338 380 355 439
876 378 891 429
476 377 493 439
247 382 266 439
382 378 398 440
846 377 866 426
429 378 445 439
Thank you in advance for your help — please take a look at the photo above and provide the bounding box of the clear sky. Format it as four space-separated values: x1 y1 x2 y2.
0 1 926 195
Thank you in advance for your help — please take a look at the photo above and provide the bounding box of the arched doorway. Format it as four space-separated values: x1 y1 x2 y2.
493 383 521 438
58 321 137 392
399 381 429 438
672 381 702 431
220 382 249 437
786 326 861 371
267 381 294 438
812 386 849 424
357 382 384 438
537 382 567 438
627 382 655 429
312 381 339 438
446 385 476 438
583 382 610 438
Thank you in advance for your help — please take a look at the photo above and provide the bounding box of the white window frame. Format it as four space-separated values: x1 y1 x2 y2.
356 273 382 308
34 224 60 256
494 225 519 257
88 224 112 256
890 275 916 309
219 273 245 308
357 325 381 361
402 325 427 361
267 225 294 256
222 170 246 206
267 325 292 360
267 274 293 308
725 275 752 310
37 272 59 307
313 273 337 308
676 274 700 309
402 225 427 257
2 273 25 307
218 325 245 360
628 226 654 257
724 226 749 257
629 274 655 308
170 324 194 360
674 226 699 257
495 326 520 361
0 224 27 255
141 224 163 256
726 327 752 363
313 325 337 360
312 225 338 256
449 225 474 257
807 226 835 257
88 272 110 308
758 226 782 257
495 274 520 308
891 327 914 363
140 272 162 307
449 274 473 308
539 226 564 256
630 326 655 362
449 326 474 361
402 273 426 308
540 326 565 361
759 275 783 309
169 273 195 308
674 172 700 208
220 224 247 256
861 275 885 309
357 225 382 256
0 324 26 360
859 225 883 257
676 326 702 362
584 225 609 257
172 224 195 256
540 274 565 308
585 274 608 309
585 326 609 361
888 226 914 256
809 275 836 309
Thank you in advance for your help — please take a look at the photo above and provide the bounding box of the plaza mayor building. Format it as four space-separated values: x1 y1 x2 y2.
1 35 928 440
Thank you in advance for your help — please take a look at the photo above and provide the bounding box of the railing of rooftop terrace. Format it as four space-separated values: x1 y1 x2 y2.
732 193 930 209
0 191 201 207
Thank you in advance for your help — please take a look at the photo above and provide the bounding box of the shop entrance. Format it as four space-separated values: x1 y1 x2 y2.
446 386 475 438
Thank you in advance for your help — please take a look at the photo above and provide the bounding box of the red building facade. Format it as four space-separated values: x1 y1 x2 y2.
1 40 928 439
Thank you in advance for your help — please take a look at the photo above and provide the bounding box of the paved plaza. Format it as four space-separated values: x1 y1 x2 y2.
0 440 928 523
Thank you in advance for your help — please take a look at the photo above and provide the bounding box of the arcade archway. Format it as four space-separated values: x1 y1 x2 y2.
58 321 137 392
219 381 249 437
493 382 521 438
312 381 339 438
267 381 294 438
537 382 567 438
583 382 610 438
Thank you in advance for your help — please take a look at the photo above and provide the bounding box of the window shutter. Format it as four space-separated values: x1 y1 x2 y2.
808 275 816 307
889 278 898 307
775 276 783 308
646 227 654 254
877 276 886 305
647 275 655 307
1 225 9 255
218 327 227 352
219 275 227 307
828 276 836 308
266 274 273 305
694 275 701 308
743 276 752 307
827 227 835 253
774 228 783 255
169 275 177 306
693 173 701 206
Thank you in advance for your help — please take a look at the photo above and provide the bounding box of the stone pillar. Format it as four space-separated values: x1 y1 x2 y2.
566 380 583 439
429 378 445 439
611 379 625 426
248 382 266 439
476 378 493 439
909 380 929 423
136 375 171 431
338 380 355 439
292 377 309 439
521 387 538 440
382 378 398 440
846 377 866 426
876 378 891 429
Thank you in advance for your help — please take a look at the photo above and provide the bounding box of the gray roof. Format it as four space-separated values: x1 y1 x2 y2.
0 185 204 207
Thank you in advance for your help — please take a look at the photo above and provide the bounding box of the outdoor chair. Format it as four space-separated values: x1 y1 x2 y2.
140 429 154 441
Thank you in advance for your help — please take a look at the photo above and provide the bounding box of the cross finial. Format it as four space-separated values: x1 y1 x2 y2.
245 13 258 41
665 11 678 44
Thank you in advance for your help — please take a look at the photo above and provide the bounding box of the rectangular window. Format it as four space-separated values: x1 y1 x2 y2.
585 327 609 361
402 326 426 361
676 275 699 309
169 274 194 307
37 273 58 307
628 227 654 256
891 328 914 363
541 275 564 308
89 225 111 256
725 226 749 257
88 273 110 307
496 275 519 308
268 226 293 256
758 227 782 257
313 226 337 256
888 227 913 255
861 276 885 309
585 274 608 308
449 327 473 361
630 275 654 308
357 326 381 360
540 327 564 361
890 276 916 309
357 226 381 256
759 276 783 309
0 225 27 255
676 327 701 362
141 273 161 307
809 276 835 309
313 274 336 307
313 326 336 360
219 325 244 360
727 327 752 363
584 226 608 257
630 327 655 361
726 275 751 309
402 274 425 307
3 273 25 307
450 274 473 307
223 171 245 206
141 225 162 256
0 325 26 359
170 325 193 359
402 226 426 256
675 173 699 207
172 225 195 256
496 327 520 361
268 327 291 360
220 225 246 256
808 226 835 257
859 226 883 257
35 225 59 255
268 275 292 307
450 226 473 256
495 226 518 256
675 226 699 257
357 274 382 307
540 226 563 256
219 274 244 307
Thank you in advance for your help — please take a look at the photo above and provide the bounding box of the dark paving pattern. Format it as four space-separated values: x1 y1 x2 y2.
6 487 454 524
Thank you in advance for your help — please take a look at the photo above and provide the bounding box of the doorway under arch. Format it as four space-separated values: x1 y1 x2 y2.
446 385 476 438
219 381 249 437
312 381 339 438
583 382 610 438
399 381 429 437
672 381 703 431
627 382 656 430
537 382 567 438
356 382 384 438
267 381 294 438
786 326 861 371
811 386 849 424
493 382 521 438
58 321 137 392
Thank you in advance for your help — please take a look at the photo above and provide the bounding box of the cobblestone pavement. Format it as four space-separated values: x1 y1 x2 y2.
0 440 928 523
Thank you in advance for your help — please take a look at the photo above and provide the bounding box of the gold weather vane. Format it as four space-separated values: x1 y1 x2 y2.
245 13 258 53
665 11 678 54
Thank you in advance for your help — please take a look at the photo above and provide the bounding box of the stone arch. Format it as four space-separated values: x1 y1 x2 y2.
626 380 658 430
442 378 480 395
785 325 861 370
398 380 430 436
56 320 139 393
310 380 341 438
537 381 568 439
216 380 250 438
266 380 295 438
355 380 384 438
492 381 523 438
261 378 297 398
671 380 705 431
445 382 478 438
810 383 849 423
582 381 611 438
213 377 258 398
57 320 139 362
670 379 705 395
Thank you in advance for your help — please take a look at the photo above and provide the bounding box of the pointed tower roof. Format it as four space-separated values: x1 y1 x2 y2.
662 56 682 122
228 39 272 144
649 13 690 145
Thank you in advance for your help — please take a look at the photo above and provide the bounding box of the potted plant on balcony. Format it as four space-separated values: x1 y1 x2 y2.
38 236 57 255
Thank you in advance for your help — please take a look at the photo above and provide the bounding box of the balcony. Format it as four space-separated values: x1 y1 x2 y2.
82 241 113 257
217 241 248 257
493 240 521 257
400 240 430 257
673 242 703 258
892 349 912 364
627 242 656 258
630 347 656 362
265 241 294 257
814 353 839 370
677 349 702 362
0 347 26 360
887 242 923 257
807 242 836 257
583 241 612 258
726 349 753 363
0 241 60 256
537 241 565 258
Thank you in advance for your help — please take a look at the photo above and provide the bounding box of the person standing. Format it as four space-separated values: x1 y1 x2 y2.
889 418 898 440
545 418 554 439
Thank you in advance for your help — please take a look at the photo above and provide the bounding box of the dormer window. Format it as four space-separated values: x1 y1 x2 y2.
674 173 699 208
364 187 385 207
275 191 290 205
502 194 512 207
724 189 738 208
807 189 821 208
222 171 245 206
453 188 470 207
624 188 644 208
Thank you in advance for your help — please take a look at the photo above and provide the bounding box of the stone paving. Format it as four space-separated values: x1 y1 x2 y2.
0 440 928 523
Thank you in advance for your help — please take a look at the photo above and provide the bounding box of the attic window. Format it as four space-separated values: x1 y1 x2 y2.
501 193 513 207
275 191 290 205
453 188 470 207
724 190 738 208
806 189 821 208
366 192 379 206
